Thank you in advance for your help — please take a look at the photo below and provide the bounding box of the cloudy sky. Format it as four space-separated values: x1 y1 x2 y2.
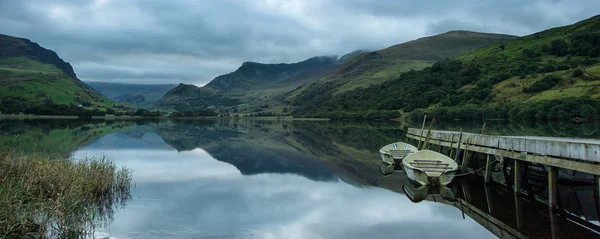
1 0 599 85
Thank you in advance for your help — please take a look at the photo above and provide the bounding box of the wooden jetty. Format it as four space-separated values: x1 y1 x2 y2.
406 127 600 211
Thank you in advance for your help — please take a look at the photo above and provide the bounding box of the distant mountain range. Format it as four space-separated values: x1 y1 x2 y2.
155 53 363 112
85 82 176 108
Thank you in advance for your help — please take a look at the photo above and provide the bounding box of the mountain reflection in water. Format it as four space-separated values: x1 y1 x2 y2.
1 118 600 238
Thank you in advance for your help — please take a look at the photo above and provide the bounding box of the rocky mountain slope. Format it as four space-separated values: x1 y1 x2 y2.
155 55 353 112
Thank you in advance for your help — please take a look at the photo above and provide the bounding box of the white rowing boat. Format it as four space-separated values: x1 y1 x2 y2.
379 142 418 166
402 150 459 186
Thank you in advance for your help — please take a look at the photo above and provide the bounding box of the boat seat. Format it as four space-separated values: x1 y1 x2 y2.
414 160 443 163
389 150 411 158
422 169 448 172
409 162 450 166
412 166 455 169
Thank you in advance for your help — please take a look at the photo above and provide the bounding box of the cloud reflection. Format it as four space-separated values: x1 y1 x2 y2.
76 146 494 239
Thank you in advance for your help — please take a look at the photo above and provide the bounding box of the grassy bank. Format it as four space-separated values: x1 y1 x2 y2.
0 150 132 238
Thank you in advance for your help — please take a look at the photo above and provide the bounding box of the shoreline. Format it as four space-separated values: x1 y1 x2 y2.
0 114 330 121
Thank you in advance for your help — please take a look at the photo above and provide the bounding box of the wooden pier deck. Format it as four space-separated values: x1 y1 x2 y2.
406 128 600 174
406 127 600 210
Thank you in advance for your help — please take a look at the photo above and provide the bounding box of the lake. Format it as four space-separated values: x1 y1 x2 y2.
1 118 599 238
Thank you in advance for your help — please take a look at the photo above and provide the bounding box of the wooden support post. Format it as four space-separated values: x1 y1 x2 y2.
596 175 600 217
515 195 523 229
548 166 558 211
484 154 491 184
461 139 471 172
448 134 455 157
481 122 487 135
484 184 493 214
454 129 463 161
549 207 560 239
438 143 443 153
417 115 427 149
421 118 435 150
514 160 521 194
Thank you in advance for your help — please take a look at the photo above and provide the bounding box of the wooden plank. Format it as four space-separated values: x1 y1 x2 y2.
408 128 600 165
407 133 600 175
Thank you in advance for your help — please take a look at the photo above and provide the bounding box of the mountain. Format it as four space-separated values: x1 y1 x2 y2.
156 55 356 112
283 31 517 112
291 15 600 121
86 82 176 108
115 94 152 109
0 33 124 113
206 56 337 91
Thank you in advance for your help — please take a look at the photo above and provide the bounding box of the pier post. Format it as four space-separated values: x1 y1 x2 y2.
453 129 463 162
417 116 427 149
485 185 493 214
448 134 455 157
421 118 435 150
514 160 521 194
515 195 522 229
548 166 558 211
596 175 600 217
461 139 471 172
484 154 491 184
549 208 560 239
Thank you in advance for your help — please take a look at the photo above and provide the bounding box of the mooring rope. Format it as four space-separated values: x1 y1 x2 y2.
453 159 501 177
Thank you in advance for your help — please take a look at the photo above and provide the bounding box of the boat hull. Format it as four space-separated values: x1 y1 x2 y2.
380 151 395 165
402 150 459 186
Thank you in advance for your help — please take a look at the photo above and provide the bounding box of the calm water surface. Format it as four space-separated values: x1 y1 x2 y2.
2 119 600 238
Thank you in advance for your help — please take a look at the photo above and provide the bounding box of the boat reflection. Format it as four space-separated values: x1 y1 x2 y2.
402 180 457 203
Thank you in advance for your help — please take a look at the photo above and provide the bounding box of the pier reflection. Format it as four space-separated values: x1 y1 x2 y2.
401 177 600 238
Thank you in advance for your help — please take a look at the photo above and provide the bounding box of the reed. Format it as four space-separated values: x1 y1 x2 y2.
0 149 132 238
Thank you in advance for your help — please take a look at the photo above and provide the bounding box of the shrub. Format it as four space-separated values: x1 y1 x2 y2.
0 150 132 238
573 69 584 77
523 75 563 92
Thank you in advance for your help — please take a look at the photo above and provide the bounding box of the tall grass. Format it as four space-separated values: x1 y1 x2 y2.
0 150 132 238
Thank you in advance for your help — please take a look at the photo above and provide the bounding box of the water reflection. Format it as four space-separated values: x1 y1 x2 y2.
402 181 457 203
67 119 493 239
2 118 600 238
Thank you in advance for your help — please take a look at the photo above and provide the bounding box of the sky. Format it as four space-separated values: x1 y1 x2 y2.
1 0 599 86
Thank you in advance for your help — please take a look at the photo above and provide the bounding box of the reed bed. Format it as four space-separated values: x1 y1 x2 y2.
0 150 132 238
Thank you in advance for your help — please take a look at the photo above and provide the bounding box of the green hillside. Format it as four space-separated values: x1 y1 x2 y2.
0 119 135 156
0 34 128 114
291 15 600 122
282 31 516 113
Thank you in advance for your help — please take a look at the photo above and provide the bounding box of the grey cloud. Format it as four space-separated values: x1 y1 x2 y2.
426 19 491 35
0 0 598 85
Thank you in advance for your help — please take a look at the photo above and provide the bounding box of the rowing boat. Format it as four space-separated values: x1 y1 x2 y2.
402 150 458 186
379 142 418 166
